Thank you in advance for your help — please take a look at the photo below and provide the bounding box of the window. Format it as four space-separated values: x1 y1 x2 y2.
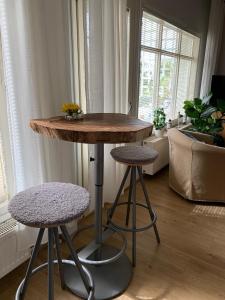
138 12 200 122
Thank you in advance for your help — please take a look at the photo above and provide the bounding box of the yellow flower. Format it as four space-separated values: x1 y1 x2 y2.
62 103 80 114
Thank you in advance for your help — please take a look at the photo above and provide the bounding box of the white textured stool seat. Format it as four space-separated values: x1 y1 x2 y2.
8 182 89 228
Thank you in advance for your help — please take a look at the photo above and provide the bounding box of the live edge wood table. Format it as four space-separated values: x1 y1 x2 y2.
30 113 153 300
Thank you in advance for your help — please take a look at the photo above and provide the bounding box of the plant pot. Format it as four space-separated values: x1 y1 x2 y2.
186 117 192 124
218 118 225 141
155 128 165 138
65 112 84 120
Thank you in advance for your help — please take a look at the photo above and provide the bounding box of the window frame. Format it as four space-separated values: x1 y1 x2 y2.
138 9 200 122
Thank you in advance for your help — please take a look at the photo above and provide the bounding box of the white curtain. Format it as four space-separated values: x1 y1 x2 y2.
0 0 77 249
200 0 225 98
84 0 129 203
70 0 89 190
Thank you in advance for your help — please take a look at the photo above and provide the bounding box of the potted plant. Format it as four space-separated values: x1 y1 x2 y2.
153 108 166 137
183 96 223 134
183 96 225 146
62 102 83 120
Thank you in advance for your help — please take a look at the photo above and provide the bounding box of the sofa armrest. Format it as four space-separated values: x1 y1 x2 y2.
191 142 225 202
168 129 194 199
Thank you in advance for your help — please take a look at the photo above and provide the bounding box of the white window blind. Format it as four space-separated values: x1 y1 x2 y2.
138 11 200 122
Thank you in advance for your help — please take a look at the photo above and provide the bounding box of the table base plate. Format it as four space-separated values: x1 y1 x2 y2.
64 245 133 300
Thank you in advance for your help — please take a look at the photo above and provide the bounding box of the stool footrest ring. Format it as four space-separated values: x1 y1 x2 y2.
108 201 157 233
15 259 94 300
71 224 127 266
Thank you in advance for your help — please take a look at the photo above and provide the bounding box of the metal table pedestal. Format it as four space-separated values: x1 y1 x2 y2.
64 245 132 299
64 144 133 299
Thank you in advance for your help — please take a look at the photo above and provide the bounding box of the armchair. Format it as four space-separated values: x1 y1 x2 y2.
168 128 225 203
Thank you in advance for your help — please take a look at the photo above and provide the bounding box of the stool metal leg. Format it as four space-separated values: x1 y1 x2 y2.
125 170 133 226
53 228 65 289
137 166 160 244
131 167 137 267
20 228 45 300
60 225 91 295
48 228 54 300
107 166 131 223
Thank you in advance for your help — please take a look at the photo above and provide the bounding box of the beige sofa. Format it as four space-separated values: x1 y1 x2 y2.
167 128 225 203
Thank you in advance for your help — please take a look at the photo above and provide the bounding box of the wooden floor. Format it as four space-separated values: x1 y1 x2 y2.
1 167 225 300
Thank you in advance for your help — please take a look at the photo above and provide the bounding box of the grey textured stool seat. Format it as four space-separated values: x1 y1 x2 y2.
110 145 158 166
8 182 94 300
107 146 160 267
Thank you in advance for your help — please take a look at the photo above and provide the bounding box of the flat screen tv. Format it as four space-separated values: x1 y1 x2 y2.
211 75 225 106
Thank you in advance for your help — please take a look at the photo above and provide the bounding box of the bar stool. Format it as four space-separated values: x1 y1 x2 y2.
8 182 94 300
107 146 160 266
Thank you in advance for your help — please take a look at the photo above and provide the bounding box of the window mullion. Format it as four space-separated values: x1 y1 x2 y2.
186 58 193 99
154 20 163 110
188 57 192 99
171 31 182 119
141 45 193 61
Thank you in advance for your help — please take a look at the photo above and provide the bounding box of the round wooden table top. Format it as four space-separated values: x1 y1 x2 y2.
30 113 153 144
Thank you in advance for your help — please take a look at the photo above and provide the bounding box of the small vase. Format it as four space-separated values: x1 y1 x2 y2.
65 112 84 120
73 112 84 120
65 114 73 120
155 128 165 138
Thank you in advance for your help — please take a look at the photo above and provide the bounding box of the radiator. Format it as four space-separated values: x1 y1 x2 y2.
0 219 78 279
0 202 78 279
0 218 31 279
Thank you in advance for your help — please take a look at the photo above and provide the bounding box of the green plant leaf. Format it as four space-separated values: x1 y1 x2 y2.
153 108 166 130
193 98 202 106
183 96 224 135
200 106 217 118
202 93 212 105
